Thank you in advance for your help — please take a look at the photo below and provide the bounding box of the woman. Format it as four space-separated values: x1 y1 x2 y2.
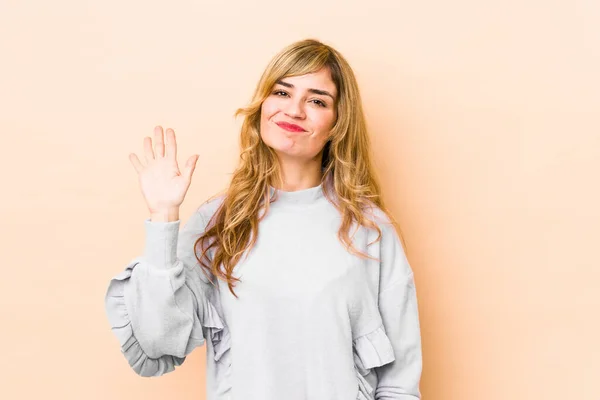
105 38 423 400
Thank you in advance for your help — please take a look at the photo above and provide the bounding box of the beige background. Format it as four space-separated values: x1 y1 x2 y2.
1 0 598 399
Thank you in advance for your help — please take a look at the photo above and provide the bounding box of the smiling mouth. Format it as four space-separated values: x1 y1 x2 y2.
275 121 306 133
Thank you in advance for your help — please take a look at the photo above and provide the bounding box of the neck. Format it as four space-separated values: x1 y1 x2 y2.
273 154 323 191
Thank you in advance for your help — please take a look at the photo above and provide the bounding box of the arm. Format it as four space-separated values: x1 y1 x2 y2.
374 219 423 399
104 208 226 377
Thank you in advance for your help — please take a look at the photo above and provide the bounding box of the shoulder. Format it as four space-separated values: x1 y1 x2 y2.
194 193 226 225
361 201 396 233
361 201 411 265
362 204 414 290
180 193 226 236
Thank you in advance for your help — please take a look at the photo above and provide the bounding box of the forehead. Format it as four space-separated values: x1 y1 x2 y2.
277 68 337 96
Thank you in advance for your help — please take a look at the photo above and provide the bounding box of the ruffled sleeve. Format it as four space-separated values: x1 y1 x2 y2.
353 324 397 400
353 325 396 373
104 208 229 377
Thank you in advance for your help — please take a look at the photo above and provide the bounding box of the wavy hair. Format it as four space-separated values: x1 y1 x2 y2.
194 38 400 298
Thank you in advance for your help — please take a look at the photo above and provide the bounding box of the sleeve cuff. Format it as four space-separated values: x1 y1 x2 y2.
143 218 181 268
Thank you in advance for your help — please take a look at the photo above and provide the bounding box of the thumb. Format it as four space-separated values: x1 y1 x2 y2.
184 154 199 181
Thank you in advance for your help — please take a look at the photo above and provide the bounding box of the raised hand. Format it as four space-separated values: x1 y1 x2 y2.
129 126 199 220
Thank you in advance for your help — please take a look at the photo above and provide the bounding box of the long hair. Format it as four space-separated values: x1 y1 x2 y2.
194 38 400 298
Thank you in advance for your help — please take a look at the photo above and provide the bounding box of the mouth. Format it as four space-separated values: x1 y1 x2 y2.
275 121 307 133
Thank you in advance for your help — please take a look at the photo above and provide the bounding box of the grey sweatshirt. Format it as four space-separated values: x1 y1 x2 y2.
104 183 422 400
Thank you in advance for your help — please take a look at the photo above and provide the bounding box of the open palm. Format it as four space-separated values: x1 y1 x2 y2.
129 126 199 214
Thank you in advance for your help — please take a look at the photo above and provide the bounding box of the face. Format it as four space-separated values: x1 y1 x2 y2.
259 67 338 161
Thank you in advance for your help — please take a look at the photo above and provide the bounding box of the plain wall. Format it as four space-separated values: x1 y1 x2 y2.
1 0 598 399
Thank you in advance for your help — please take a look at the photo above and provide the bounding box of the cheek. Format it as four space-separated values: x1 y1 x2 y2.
260 100 284 144
261 98 279 120
307 114 335 151
311 110 336 135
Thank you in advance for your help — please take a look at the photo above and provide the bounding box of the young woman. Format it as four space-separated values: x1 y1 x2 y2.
105 38 423 400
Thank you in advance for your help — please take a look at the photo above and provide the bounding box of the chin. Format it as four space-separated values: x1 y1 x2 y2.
270 142 301 157
261 128 296 152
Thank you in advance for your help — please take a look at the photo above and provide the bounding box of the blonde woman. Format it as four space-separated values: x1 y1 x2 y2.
105 38 423 400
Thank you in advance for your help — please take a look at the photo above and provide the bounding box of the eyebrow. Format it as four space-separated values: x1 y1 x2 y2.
275 79 336 101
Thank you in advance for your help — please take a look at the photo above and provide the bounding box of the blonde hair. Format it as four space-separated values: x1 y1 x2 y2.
195 38 400 298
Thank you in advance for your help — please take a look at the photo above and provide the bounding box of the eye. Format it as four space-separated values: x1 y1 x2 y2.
272 89 327 108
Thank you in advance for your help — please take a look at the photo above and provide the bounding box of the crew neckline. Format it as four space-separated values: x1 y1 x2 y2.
268 183 325 205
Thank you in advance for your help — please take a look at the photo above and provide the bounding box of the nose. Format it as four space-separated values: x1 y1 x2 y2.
284 98 306 119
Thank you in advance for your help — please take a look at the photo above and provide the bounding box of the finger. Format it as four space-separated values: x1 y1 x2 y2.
143 136 154 163
165 128 177 160
154 126 165 158
184 154 199 181
129 153 144 173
